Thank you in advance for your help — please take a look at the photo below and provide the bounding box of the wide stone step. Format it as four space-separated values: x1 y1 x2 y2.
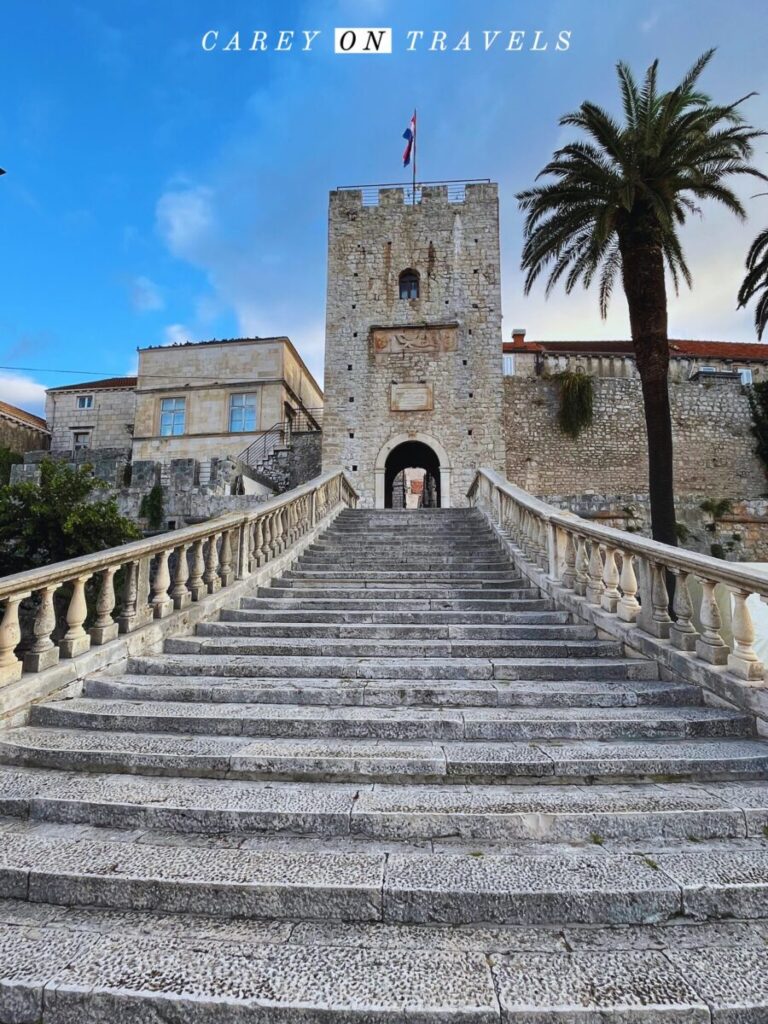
1 827 768 926
245 595 552 611
2 766 764 842
196 622 597 641
165 637 624 660
129 653 659 681
85 674 698 709
30 700 749 742
2 903 766 1022
223 607 571 625
296 559 510 570
2 729 766 782
262 587 542 602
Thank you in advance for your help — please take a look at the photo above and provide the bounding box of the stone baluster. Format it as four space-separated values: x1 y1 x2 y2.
617 550 641 622
0 592 30 683
236 525 250 581
695 577 728 664
669 570 697 651
220 530 234 587
585 541 604 605
261 514 273 563
171 544 192 609
574 536 589 597
561 530 577 590
645 563 672 639
254 519 265 568
24 585 60 672
727 588 764 682
151 550 173 618
90 568 119 644
60 574 92 657
119 560 139 632
204 534 222 594
188 540 207 601
538 519 549 569
601 545 621 613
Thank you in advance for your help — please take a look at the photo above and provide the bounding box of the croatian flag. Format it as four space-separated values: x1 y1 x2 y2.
402 111 416 167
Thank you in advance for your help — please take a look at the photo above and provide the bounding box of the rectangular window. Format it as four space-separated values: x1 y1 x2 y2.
229 393 258 432
73 431 91 450
159 397 186 436
739 367 753 385
503 354 515 376
76 395 94 409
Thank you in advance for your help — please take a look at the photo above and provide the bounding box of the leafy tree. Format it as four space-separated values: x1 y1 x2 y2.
0 447 22 486
738 223 768 339
516 51 766 546
0 459 141 576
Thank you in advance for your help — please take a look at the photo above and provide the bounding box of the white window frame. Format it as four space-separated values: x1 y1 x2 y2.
739 367 753 385
503 354 515 376
159 397 186 437
72 430 91 451
76 395 94 410
229 392 258 433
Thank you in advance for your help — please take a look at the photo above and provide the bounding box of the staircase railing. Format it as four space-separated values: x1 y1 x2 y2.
469 468 768 690
237 407 323 470
0 469 357 694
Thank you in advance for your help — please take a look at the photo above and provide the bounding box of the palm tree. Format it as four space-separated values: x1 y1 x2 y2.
517 51 766 546
738 222 768 339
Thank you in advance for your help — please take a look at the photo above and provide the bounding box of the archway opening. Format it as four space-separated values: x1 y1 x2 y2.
384 440 441 508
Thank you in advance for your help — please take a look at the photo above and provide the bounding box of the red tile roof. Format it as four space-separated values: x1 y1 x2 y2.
46 376 137 393
503 338 768 361
0 400 48 432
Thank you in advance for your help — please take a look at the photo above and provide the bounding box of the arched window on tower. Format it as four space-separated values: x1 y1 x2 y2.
399 269 420 300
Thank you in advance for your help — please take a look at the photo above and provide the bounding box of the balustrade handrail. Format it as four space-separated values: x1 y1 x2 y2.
468 467 768 687
0 468 358 689
0 468 350 599
471 469 768 598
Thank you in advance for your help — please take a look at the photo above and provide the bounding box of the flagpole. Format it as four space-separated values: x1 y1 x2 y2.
412 108 417 205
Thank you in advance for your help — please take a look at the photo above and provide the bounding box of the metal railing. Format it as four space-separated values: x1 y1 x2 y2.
237 408 323 471
469 468 768 687
0 469 357 687
336 179 491 206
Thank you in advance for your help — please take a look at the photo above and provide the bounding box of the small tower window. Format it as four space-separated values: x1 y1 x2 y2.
399 269 419 300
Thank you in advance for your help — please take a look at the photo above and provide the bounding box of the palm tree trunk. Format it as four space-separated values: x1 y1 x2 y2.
619 235 678 548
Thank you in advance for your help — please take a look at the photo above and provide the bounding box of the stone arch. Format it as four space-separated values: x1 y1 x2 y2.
374 432 452 509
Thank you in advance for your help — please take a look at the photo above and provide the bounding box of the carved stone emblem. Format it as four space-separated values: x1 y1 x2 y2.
372 325 458 357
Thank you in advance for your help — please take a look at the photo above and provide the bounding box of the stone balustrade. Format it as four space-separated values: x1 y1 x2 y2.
469 468 768 688
0 469 357 688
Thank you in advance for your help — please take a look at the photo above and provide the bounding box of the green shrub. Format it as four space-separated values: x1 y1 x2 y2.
139 484 165 530
555 371 593 438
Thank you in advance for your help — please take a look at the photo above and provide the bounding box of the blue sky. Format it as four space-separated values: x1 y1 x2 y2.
2 0 767 414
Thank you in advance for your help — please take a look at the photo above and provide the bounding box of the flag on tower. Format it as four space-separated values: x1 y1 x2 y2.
402 111 416 167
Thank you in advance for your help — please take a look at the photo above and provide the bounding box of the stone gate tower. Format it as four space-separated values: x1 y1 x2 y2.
322 181 505 508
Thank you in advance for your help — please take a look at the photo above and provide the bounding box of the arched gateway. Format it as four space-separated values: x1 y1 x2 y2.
374 433 451 509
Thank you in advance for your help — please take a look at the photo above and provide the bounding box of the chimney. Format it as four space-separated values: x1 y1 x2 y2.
511 328 527 348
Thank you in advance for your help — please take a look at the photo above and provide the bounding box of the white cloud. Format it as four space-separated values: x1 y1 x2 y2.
163 323 193 346
0 372 47 416
156 185 216 260
640 13 659 32
130 275 164 312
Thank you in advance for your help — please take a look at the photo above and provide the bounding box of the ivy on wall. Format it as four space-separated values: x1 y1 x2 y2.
746 381 768 473
555 371 594 438
139 483 165 530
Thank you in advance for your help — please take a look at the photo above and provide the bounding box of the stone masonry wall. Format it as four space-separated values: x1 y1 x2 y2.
322 183 506 507
46 388 136 452
504 376 766 500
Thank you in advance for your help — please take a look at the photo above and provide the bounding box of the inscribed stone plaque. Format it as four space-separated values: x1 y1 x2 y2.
390 383 434 412
372 325 458 357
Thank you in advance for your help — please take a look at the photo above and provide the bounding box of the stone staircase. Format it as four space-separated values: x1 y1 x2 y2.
0 507 767 1019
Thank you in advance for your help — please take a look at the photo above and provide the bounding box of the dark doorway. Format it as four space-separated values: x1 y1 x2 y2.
384 440 440 508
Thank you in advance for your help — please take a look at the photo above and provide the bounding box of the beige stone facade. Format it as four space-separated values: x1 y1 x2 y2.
46 378 136 454
0 402 49 454
131 337 323 468
322 182 505 508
